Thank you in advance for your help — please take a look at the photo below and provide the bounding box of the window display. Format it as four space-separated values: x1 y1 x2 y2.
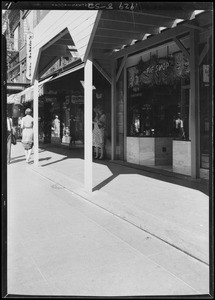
127 53 190 139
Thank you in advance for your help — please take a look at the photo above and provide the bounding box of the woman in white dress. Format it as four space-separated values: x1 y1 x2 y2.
7 113 13 164
93 106 106 159
21 108 34 163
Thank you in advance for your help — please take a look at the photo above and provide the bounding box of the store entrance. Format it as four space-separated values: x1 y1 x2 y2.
40 66 111 159
68 103 84 148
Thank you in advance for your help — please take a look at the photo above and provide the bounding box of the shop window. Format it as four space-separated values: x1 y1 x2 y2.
127 53 190 139
127 87 188 138
199 39 211 169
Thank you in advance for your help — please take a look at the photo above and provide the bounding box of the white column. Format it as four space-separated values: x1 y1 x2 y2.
33 75 39 166
111 59 117 160
84 55 93 193
190 29 200 178
123 64 127 161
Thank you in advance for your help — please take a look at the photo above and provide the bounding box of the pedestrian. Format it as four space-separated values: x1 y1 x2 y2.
21 108 34 163
93 105 106 159
18 116 22 138
7 113 13 164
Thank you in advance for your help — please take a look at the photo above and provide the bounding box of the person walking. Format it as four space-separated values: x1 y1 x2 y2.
93 105 106 159
7 113 13 164
21 108 34 163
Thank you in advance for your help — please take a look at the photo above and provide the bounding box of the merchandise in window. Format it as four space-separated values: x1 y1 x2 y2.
127 53 190 140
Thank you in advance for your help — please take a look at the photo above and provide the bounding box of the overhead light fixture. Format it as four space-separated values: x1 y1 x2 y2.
130 39 138 45
113 49 120 52
68 45 77 51
80 81 96 90
142 34 151 40
172 19 184 27
194 10 205 15
190 10 205 20
159 27 167 32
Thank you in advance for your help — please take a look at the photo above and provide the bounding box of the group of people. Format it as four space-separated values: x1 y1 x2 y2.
7 108 34 164
7 104 107 165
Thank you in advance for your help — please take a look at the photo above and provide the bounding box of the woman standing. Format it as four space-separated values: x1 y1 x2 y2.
7 113 13 164
93 105 106 159
21 108 34 163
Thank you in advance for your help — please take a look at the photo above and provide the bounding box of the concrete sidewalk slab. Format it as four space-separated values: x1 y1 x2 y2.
9 142 209 266
15 142 209 265
7 146 209 296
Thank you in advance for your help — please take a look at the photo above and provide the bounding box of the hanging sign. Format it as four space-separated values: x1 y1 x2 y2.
203 65 209 83
26 33 33 80
71 95 84 104
128 53 190 89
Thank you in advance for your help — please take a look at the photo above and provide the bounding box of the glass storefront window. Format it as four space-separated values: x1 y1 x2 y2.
127 85 190 139
127 53 190 139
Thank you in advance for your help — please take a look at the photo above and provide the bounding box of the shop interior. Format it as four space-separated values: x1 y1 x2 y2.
38 66 111 154
127 83 190 141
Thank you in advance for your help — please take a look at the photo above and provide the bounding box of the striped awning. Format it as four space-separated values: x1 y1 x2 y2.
7 76 53 104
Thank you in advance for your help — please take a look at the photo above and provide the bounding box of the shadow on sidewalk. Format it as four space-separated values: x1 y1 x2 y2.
38 143 209 196
10 156 52 165
41 156 68 166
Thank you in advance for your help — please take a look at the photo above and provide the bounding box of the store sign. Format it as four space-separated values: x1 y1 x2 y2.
128 53 190 88
71 95 84 104
26 33 33 80
145 61 170 75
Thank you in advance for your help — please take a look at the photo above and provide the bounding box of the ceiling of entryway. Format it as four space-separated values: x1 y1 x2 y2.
36 2 212 81
91 3 212 78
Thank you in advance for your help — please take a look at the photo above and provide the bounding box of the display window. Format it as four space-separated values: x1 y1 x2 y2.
127 52 190 140
199 40 211 169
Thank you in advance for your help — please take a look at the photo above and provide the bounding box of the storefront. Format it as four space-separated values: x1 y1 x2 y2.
199 37 212 179
38 65 111 157
114 32 211 179
29 8 212 192
124 41 190 172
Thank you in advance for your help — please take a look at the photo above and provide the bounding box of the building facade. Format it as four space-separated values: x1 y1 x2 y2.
3 4 213 189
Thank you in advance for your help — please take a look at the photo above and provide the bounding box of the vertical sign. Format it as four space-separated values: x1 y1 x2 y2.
203 65 209 83
26 33 33 80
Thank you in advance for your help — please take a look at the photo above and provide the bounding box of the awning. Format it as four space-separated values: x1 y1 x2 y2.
7 82 29 93
7 76 53 105
7 93 21 105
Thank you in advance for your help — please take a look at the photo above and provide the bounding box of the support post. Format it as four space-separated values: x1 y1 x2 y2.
123 64 127 161
84 53 93 193
33 75 39 166
116 55 127 82
111 59 117 160
190 29 200 178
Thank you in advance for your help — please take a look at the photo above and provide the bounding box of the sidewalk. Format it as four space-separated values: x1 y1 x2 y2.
10 141 209 266
7 141 210 296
